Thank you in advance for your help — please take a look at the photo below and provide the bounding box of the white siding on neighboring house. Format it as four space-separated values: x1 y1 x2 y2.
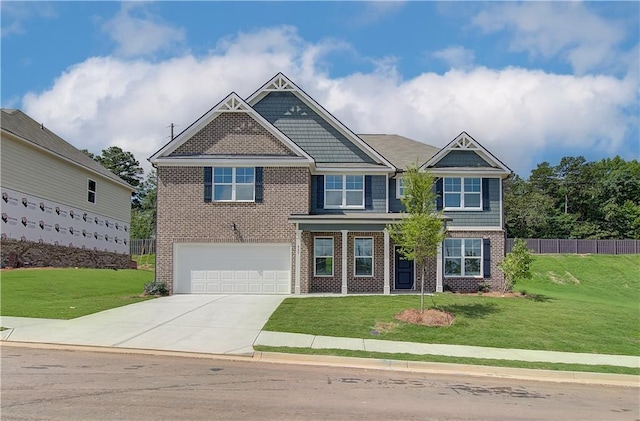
1 135 131 223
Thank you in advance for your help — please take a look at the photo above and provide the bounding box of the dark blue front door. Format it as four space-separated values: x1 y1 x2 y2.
394 247 414 289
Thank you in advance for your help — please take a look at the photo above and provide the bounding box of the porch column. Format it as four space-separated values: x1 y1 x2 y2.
436 242 443 292
294 228 302 295
341 230 348 294
383 228 390 294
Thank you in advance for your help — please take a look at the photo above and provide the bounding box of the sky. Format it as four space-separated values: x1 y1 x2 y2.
1 1 638 177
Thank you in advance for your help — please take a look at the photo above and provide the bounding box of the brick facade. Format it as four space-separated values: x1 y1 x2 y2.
171 113 295 157
156 166 309 293
443 230 506 292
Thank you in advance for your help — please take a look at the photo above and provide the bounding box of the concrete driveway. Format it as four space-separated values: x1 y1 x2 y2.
0 295 287 356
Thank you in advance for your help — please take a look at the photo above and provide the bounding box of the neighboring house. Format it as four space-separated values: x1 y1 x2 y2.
1 109 133 267
150 74 511 295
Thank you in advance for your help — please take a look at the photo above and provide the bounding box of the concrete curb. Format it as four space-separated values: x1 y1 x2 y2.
4 342 636 388
253 352 640 388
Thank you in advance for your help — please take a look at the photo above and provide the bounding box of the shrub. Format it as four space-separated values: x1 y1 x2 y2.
478 281 492 293
498 239 534 292
143 280 169 296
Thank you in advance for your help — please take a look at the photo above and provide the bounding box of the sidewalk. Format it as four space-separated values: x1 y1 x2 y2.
254 331 640 368
2 315 638 369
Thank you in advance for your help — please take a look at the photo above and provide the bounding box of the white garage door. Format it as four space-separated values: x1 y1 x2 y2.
174 243 291 294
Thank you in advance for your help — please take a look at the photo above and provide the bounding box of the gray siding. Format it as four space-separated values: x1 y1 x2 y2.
446 178 501 227
299 223 387 231
253 92 375 164
434 150 492 168
311 175 386 214
1 135 131 222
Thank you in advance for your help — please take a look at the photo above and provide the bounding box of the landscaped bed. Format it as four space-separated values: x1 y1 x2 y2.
262 254 640 357
1 267 155 319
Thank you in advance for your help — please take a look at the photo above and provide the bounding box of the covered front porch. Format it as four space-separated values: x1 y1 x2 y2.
289 214 444 295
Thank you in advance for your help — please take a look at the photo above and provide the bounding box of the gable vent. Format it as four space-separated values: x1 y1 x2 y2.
451 136 478 150
265 76 293 91
219 96 250 112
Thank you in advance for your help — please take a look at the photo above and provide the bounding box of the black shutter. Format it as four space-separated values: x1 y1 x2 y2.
255 167 263 203
365 175 373 209
483 238 491 278
316 175 324 209
435 178 443 211
204 167 212 202
482 178 490 211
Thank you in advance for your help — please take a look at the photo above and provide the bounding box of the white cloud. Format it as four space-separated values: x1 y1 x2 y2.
432 46 476 70
1 2 57 37
472 2 628 75
352 1 406 26
21 26 638 176
102 3 185 57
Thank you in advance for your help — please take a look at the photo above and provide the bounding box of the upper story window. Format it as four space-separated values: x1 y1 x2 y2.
325 175 364 209
87 179 96 203
444 177 481 209
396 177 406 199
214 167 255 202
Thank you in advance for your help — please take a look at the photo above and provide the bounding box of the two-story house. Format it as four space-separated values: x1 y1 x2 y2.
1 109 133 268
150 74 511 295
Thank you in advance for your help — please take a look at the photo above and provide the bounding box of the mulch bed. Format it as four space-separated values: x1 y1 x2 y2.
395 308 455 327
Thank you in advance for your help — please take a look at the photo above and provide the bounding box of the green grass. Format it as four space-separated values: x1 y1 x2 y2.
263 255 640 356
1 268 155 319
254 346 640 376
132 254 156 269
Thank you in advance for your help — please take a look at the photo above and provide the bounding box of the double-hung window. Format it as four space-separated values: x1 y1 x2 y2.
314 238 334 276
213 167 255 202
325 175 364 208
354 237 373 277
444 238 482 277
87 179 96 203
396 177 406 199
444 177 481 209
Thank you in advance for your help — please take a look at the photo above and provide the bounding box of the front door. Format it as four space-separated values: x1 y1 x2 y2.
394 247 414 289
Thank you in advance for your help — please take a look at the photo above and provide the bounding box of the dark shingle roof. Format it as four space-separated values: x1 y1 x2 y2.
1 109 133 189
358 134 440 171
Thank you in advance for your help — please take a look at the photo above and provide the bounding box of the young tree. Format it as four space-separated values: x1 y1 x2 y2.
388 166 445 311
498 239 534 293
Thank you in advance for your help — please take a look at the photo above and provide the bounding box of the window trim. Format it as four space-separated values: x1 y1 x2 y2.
443 177 482 210
314 237 334 277
324 175 365 209
213 167 255 202
87 179 96 204
354 237 374 278
396 177 405 199
444 238 483 278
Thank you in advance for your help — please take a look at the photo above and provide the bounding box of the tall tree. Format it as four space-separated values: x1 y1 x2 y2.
95 146 144 187
388 167 445 311
130 170 157 239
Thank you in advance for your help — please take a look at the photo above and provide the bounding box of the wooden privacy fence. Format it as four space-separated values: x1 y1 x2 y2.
130 238 639 255
506 238 640 255
130 239 156 255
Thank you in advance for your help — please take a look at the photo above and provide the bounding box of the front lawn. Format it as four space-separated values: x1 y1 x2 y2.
263 255 640 356
1 268 155 319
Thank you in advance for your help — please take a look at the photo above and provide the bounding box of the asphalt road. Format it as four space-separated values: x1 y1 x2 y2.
1 346 638 421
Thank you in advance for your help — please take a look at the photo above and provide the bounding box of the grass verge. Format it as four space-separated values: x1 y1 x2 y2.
254 346 640 376
263 255 640 356
1 268 155 319
132 254 156 270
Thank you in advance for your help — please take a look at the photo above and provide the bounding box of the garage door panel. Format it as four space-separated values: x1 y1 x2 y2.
175 243 291 294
